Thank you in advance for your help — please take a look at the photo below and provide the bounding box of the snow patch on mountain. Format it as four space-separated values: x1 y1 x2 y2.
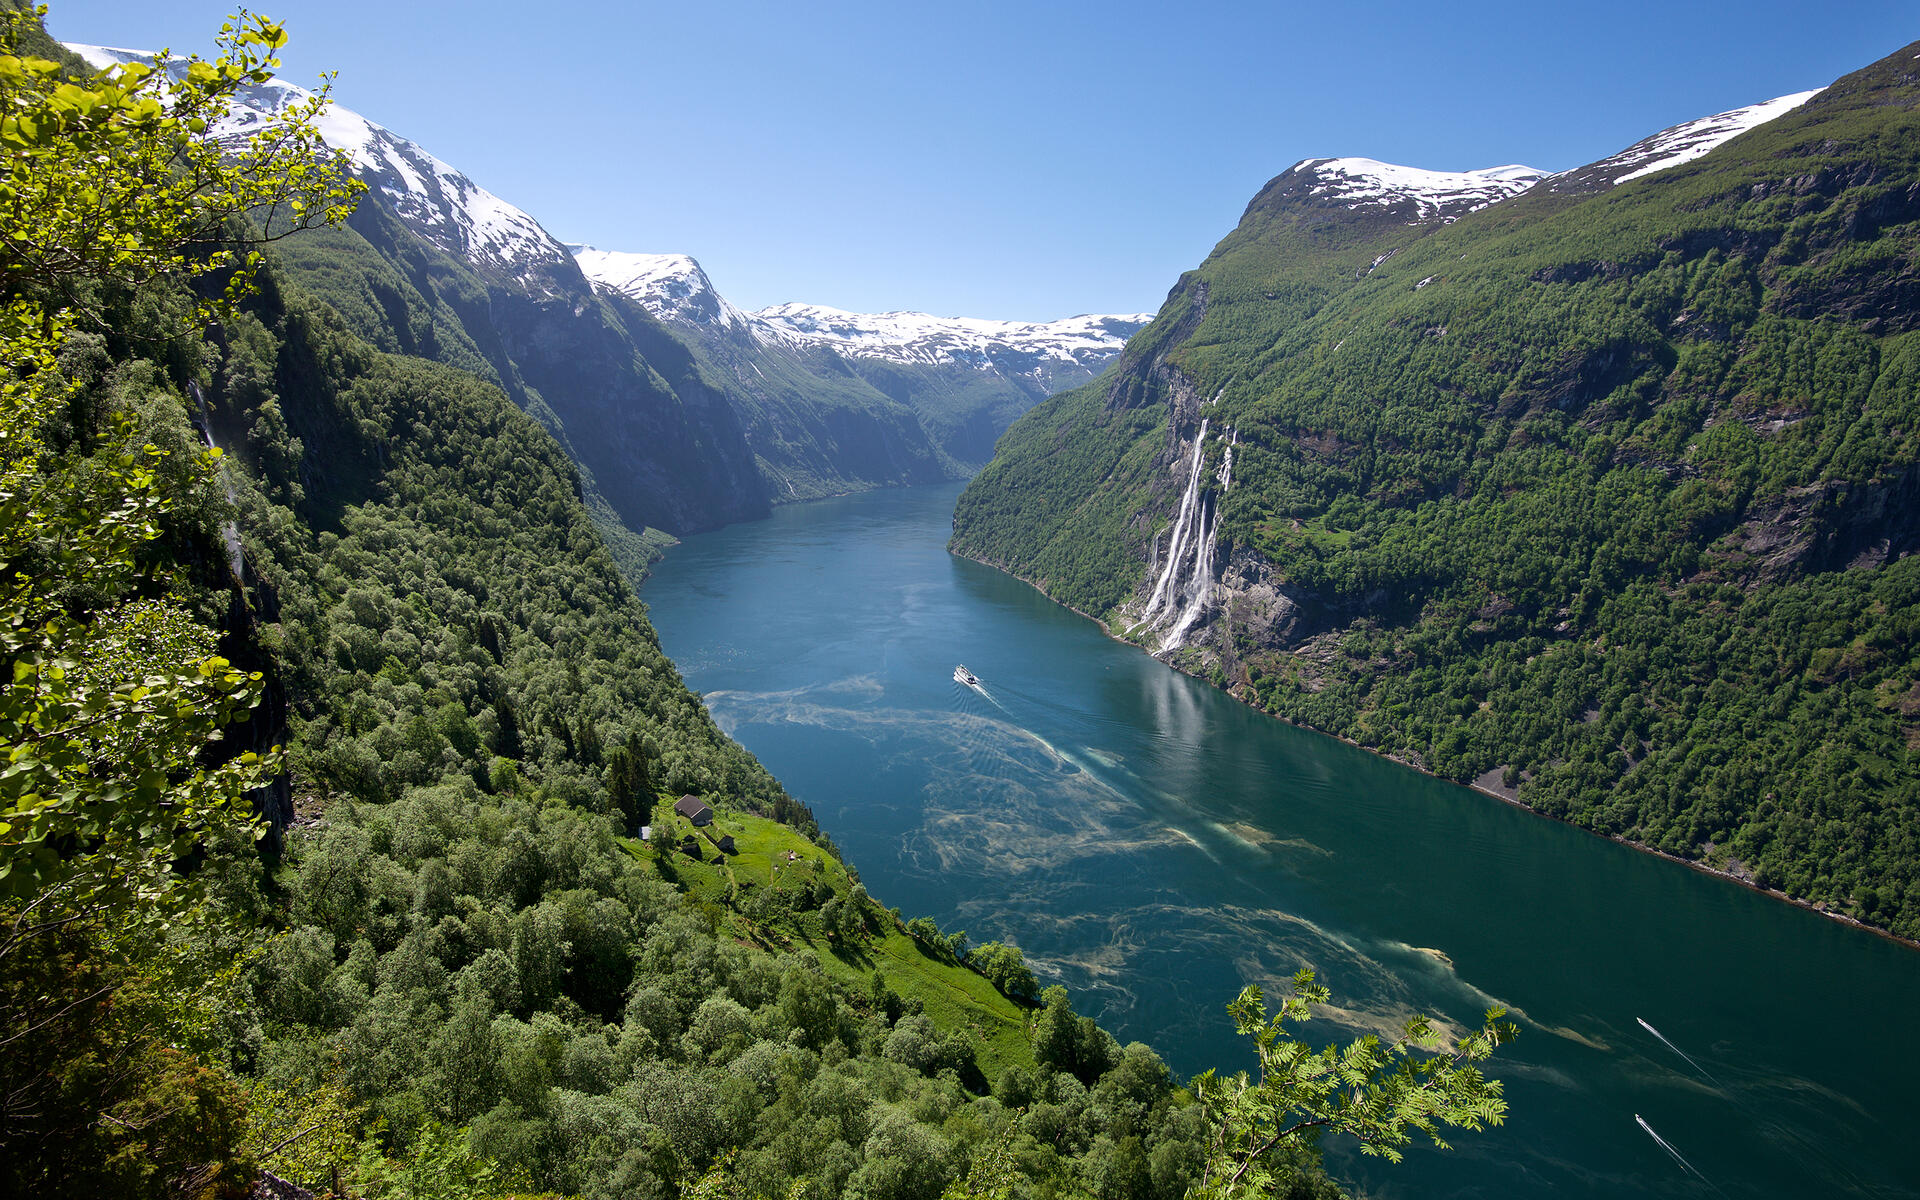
1600 90 1825 184
570 247 1147 369
751 303 1151 368
66 44 573 283
568 248 753 331
1295 158 1546 222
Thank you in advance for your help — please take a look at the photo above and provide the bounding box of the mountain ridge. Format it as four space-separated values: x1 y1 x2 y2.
951 41 1920 939
570 245 1149 367
568 245 1149 495
69 40 1144 541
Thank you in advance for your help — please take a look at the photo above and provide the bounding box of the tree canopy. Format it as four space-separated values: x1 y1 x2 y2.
0 8 358 1191
1193 972 1515 1198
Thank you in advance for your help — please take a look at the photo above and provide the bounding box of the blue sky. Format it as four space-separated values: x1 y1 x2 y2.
47 1 1919 322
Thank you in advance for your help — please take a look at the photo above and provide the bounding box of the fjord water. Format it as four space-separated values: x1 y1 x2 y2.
643 481 1920 1200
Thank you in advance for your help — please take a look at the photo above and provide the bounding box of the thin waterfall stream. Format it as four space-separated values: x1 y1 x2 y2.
1136 419 1235 652
188 380 246 583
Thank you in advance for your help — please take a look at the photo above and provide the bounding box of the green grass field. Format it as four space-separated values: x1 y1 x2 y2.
621 802 1037 1084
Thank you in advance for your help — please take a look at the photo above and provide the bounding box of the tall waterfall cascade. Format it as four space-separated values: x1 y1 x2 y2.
1137 420 1236 653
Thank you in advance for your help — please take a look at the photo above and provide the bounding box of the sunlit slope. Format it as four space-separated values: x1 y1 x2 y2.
953 42 1920 938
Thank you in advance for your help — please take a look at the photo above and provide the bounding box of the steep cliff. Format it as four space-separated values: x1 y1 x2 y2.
71 42 771 559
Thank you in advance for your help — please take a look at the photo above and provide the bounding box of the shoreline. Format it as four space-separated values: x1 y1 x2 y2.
948 544 1920 955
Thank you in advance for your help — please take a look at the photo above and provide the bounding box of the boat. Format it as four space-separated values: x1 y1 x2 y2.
953 664 980 687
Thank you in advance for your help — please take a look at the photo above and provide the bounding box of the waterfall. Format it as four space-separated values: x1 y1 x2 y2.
1136 420 1235 654
1139 418 1209 624
189 381 247 583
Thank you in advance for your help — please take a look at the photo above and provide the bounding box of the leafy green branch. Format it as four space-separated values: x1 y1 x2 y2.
1192 969 1516 1198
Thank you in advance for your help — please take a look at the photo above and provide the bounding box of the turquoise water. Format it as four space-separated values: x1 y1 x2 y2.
642 481 1920 1200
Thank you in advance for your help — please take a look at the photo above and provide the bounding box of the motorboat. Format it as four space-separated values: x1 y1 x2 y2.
953 664 980 687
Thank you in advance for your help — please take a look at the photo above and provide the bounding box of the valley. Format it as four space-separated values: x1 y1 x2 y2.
953 42 1920 946
7 4 1920 1198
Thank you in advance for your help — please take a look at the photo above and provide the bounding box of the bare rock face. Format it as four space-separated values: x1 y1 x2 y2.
1728 464 1920 581
1138 542 1323 690
1217 547 1314 651
251 1171 315 1200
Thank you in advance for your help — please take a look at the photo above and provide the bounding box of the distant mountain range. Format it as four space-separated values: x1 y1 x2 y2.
951 45 1920 940
71 43 1143 547
568 247 1147 496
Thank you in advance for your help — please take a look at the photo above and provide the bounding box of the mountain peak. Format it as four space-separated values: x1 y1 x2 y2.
65 43 574 284
1290 157 1548 222
569 247 750 330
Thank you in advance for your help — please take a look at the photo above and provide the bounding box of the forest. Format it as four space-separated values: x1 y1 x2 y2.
953 41 1920 940
0 6 1510 1198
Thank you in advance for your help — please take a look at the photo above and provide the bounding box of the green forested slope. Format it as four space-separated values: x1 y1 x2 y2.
11 194 1242 1200
954 44 1920 938
265 168 771 559
1 9 1515 1197
196 263 1231 1199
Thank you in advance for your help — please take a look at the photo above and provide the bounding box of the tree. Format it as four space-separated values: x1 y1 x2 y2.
0 6 359 327
0 6 359 1190
1191 971 1516 1199
967 941 1038 1004
607 739 653 829
1 4 359 938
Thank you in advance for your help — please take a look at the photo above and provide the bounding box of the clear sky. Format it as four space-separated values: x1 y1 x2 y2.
45 0 1920 322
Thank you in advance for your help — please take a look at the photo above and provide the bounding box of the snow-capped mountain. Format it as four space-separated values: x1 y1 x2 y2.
1290 159 1546 223
1274 87 1824 226
68 44 575 285
568 247 1150 480
65 42 774 540
570 247 1147 374
63 39 1151 523
1545 89 1827 194
567 249 757 332
1602 90 1825 184
752 304 1150 371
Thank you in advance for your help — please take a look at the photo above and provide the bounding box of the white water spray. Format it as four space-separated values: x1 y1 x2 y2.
1140 418 1209 622
1137 420 1235 653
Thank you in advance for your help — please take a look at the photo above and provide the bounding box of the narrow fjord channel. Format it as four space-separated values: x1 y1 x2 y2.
643 481 1920 1200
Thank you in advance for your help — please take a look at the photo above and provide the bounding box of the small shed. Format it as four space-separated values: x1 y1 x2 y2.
716 833 736 854
680 834 702 861
638 824 652 841
674 795 714 826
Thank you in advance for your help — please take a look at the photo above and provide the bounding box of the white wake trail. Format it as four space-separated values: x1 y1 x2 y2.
1638 1016 1875 1195
1637 1017 1716 1082
1635 1114 1718 1188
